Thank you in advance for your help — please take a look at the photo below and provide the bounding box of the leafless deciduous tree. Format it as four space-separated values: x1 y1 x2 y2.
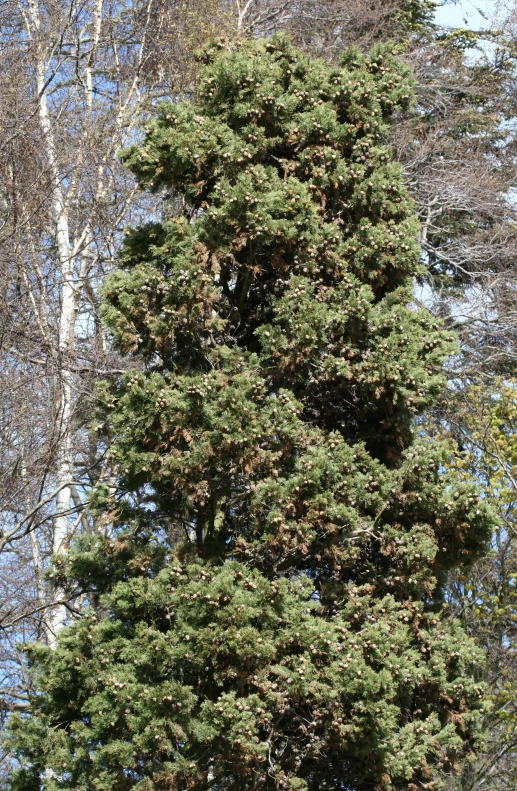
0 0 228 730
396 25 517 373
231 0 427 52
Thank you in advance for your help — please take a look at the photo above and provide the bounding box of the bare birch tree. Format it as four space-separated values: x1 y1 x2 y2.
0 0 227 716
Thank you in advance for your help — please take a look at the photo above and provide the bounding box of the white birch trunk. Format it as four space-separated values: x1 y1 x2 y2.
12 0 176 648
26 0 75 644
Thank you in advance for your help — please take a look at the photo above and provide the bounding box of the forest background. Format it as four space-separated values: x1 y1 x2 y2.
0 0 516 789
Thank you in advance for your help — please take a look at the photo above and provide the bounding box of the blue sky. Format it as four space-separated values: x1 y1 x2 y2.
434 0 498 29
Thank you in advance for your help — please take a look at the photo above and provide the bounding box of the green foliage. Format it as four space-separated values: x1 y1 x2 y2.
5 561 487 791
394 0 439 35
430 380 517 789
4 34 495 791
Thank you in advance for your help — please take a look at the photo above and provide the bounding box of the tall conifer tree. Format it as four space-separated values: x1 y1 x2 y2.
4 35 494 791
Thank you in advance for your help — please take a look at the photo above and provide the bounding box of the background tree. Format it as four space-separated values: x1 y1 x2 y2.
3 35 494 791
426 380 517 791
229 0 437 51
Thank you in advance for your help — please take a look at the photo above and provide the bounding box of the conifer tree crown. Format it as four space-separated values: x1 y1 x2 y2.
4 35 494 791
